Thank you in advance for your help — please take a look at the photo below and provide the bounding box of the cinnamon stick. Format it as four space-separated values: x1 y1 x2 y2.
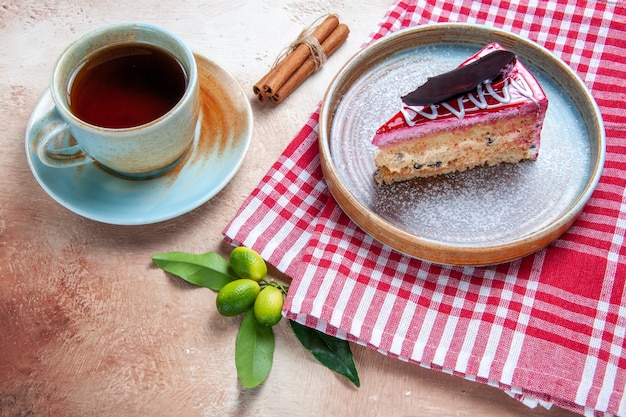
271 23 350 103
253 72 270 102
260 14 340 96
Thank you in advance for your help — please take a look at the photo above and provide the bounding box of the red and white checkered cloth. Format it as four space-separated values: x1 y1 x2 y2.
224 1 626 415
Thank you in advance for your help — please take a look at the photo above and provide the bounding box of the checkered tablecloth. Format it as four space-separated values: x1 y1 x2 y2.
224 1 626 415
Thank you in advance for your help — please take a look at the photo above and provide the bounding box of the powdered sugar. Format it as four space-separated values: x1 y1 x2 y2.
328 42 593 247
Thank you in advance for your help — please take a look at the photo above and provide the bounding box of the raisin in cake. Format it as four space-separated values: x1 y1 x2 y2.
372 43 548 185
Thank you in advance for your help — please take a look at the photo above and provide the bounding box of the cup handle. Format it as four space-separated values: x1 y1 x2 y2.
32 109 93 168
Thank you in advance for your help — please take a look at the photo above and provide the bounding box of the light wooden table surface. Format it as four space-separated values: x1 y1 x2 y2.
1 1 581 416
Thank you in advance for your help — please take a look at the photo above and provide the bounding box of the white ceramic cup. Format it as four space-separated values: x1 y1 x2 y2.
31 23 199 178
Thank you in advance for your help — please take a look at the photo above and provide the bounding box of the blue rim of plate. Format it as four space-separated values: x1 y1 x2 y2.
25 53 253 225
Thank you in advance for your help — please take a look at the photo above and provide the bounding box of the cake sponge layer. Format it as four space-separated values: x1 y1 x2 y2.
374 111 541 185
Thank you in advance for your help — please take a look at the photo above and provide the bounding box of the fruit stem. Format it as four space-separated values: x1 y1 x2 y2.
260 279 289 296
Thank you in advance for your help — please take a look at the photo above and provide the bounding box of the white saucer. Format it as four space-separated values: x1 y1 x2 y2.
25 54 253 225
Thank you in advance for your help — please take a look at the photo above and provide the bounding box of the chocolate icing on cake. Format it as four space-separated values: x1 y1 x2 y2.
401 50 517 106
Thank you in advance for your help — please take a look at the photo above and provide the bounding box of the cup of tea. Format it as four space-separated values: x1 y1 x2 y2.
31 22 199 178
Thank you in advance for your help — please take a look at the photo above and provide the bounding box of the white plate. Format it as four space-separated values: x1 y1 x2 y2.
319 24 605 266
25 54 252 225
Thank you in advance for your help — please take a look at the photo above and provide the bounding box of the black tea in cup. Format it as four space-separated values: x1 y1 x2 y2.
68 44 188 129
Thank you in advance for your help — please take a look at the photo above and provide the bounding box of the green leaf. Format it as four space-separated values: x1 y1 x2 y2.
151 251 237 290
235 310 275 389
289 320 360 387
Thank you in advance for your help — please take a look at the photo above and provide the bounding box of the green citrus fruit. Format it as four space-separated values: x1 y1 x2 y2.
229 247 267 282
216 279 260 317
253 286 284 327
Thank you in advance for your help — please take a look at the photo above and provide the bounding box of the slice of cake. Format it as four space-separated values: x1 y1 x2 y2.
372 43 548 185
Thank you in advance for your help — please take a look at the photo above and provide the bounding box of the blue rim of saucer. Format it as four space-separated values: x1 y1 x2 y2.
25 54 253 225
